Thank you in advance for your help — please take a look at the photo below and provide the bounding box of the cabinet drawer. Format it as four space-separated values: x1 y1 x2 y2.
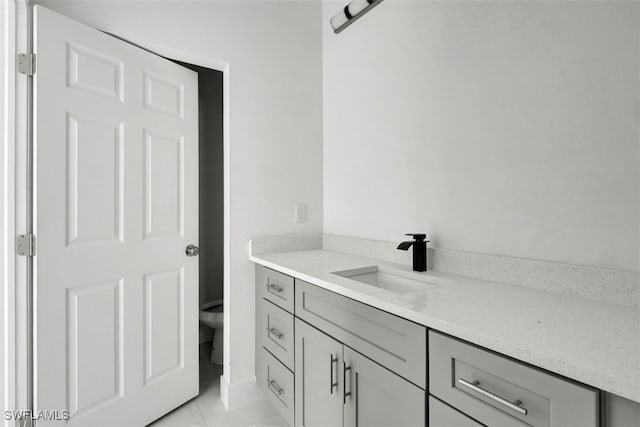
256 265 294 313
429 331 599 427
429 396 484 427
295 279 427 389
257 348 294 427
257 299 294 370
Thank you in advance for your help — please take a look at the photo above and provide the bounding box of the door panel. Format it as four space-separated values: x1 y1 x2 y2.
343 347 424 427
34 6 198 426
67 280 124 417
295 319 343 427
65 113 124 246
143 130 184 239
143 269 184 385
142 70 184 117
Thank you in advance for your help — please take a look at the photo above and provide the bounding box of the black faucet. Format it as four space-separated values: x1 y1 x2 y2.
397 234 429 272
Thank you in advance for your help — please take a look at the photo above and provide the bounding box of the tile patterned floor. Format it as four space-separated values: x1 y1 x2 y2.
149 344 287 427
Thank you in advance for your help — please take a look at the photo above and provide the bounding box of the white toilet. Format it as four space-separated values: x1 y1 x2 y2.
199 299 224 365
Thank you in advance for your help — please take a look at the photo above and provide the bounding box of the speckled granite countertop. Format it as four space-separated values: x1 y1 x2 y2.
250 249 640 403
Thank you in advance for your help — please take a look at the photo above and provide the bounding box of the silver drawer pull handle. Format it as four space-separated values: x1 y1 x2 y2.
268 327 284 340
343 363 352 404
458 378 528 416
330 354 338 394
268 379 284 396
267 283 284 294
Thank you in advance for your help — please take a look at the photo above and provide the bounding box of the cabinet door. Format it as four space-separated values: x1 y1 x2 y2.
295 319 344 427
343 347 425 427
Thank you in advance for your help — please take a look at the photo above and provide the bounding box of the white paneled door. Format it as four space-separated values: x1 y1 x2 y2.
33 6 199 426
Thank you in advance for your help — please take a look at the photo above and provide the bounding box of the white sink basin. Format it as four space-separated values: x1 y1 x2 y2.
332 266 437 293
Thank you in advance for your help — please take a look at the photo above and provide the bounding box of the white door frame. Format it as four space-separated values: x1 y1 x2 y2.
3 1 30 425
1 0 17 423
2 3 233 422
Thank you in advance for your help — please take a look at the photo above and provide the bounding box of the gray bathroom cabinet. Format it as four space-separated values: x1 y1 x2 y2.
295 318 424 427
254 263 640 427
256 265 426 427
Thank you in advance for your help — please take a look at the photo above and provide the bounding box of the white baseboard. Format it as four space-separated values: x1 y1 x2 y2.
220 374 264 411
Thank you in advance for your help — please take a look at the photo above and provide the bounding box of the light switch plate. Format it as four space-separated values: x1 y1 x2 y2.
295 203 307 223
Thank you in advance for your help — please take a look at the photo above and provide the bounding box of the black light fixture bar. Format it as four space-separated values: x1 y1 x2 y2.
331 0 385 34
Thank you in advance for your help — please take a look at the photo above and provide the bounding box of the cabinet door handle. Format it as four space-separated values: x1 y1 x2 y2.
330 354 338 394
268 327 284 340
458 378 528 416
355 372 359 427
343 362 352 404
266 282 284 294
268 379 285 397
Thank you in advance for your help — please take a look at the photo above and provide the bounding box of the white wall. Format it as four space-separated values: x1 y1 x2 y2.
37 0 324 408
323 0 640 271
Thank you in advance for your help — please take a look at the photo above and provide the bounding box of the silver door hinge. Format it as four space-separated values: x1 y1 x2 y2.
17 53 36 76
16 234 36 257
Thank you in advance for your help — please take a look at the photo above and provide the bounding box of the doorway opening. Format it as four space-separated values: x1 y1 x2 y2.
176 61 225 398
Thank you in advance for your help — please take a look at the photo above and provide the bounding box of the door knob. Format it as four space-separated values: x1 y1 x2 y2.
185 244 200 257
